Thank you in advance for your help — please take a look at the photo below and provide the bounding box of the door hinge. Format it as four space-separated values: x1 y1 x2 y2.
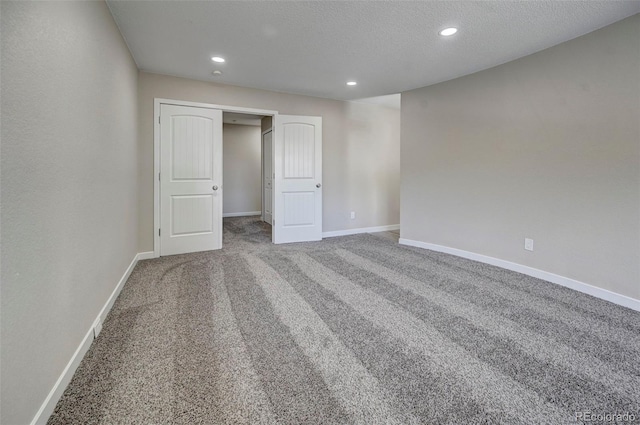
158 116 160 124
158 172 160 181
159 228 161 236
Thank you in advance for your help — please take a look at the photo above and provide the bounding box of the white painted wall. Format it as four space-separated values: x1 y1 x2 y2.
0 2 139 423
138 72 401 250
401 15 640 301
223 124 262 215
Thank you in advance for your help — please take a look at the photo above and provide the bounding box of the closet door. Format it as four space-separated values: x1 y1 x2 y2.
160 104 222 255
273 115 322 244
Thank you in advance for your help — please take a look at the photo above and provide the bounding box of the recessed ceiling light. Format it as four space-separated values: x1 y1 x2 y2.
347 81 357 86
211 56 225 63
212 70 223 76
439 27 458 36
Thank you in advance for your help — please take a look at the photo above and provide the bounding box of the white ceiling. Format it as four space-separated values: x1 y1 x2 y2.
107 1 639 101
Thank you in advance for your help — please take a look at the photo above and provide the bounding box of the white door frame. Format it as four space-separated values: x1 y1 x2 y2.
261 128 273 224
153 98 278 258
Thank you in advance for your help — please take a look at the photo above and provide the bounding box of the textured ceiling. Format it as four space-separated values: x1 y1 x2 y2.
354 94 401 110
107 1 639 101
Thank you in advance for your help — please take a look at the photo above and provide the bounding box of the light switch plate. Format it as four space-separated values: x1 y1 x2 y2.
524 238 534 251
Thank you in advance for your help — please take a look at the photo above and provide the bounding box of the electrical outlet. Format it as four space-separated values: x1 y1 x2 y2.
93 318 103 339
350 211 356 219
524 238 534 251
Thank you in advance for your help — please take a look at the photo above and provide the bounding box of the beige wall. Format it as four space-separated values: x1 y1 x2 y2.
138 72 400 250
0 1 139 423
223 124 262 215
401 15 640 300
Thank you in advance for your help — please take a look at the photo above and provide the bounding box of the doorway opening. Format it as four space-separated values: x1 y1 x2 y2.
221 112 273 244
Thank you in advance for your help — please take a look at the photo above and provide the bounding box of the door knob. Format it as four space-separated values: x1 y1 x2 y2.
212 185 219 191
316 183 321 188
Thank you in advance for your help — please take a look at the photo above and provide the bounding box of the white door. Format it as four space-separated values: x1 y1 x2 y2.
262 130 273 225
273 115 322 243
160 104 223 256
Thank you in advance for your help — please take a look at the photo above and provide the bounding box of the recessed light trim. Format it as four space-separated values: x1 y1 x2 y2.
346 81 357 86
211 56 225 63
439 27 458 36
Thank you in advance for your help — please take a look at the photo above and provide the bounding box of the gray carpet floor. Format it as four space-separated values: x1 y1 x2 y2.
48 216 640 424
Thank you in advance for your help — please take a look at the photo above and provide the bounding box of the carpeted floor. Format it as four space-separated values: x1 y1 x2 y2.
48 216 640 424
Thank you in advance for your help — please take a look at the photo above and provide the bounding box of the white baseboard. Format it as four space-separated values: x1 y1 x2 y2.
223 211 261 218
31 251 151 425
323 224 400 238
399 238 640 312
30 323 95 425
136 251 155 261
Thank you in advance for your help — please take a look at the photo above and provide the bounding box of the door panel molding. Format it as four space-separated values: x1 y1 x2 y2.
160 104 222 256
273 115 322 244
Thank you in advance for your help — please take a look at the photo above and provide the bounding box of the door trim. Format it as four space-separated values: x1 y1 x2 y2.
261 129 273 223
153 98 278 257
